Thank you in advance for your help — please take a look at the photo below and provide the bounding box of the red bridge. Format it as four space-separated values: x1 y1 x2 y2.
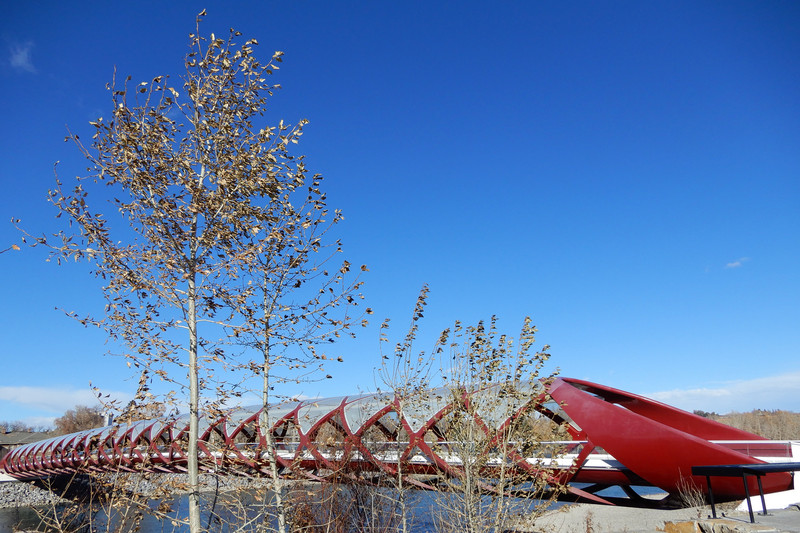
2 377 796 505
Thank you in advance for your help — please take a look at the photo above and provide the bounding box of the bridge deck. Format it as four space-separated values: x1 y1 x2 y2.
2 378 797 505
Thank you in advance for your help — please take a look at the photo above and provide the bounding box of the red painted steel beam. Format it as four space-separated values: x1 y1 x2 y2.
1 378 795 506
548 378 793 500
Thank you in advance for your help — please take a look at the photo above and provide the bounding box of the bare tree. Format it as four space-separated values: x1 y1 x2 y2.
19 11 366 532
713 410 800 440
0 420 43 433
373 292 566 533
431 317 567 533
231 145 367 533
54 405 105 435
373 285 437 533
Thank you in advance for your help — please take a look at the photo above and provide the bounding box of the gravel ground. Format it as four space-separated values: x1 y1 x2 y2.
0 482 66 509
0 474 274 509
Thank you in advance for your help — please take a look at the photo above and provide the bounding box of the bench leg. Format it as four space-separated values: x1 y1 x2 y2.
705 475 717 519
756 476 768 516
742 473 755 523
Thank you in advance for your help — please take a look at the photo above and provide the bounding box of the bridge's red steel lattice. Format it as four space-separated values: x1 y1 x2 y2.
1 378 794 503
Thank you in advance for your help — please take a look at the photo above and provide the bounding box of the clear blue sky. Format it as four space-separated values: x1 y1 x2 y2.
1 1 798 426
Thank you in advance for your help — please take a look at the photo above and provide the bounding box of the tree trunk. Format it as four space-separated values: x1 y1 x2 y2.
260 293 287 533
187 208 202 532
396 397 408 533
187 275 201 533
261 364 286 533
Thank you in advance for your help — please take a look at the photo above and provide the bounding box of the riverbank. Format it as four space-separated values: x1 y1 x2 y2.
4 478 800 532
0 482 65 509
532 502 800 533
0 474 274 509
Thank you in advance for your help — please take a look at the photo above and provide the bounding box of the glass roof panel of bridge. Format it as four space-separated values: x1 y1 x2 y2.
66 430 94 445
172 413 190 428
151 421 177 441
266 402 302 426
540 400 581 432
35 435 58 448
125 420 157 441
197 418 212 436
29 438 53 454
470 382 543 429
342 392 391 433
297 396 347 433
403 388 452 434
226 407 262 427
97 427 116 441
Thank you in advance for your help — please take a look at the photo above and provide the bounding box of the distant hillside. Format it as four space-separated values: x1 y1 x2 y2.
694 409 800 440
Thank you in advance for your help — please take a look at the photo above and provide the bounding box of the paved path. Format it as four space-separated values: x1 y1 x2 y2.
533 504 800 533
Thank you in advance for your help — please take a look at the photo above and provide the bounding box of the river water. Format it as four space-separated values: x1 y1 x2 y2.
0 490 541 532
0 485 662 532
0 489 441 532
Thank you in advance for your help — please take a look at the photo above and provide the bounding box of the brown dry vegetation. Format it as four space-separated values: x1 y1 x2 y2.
53 405 105 435
694 409 800 440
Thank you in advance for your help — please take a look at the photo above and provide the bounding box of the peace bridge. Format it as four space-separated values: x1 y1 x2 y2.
2 377 798 508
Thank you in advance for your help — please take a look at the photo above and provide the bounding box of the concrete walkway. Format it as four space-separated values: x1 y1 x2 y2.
532 504 800 533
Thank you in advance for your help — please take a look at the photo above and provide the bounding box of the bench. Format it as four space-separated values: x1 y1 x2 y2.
691 463 800 523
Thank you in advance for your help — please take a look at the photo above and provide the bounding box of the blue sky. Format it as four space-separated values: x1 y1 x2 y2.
1 1 798 427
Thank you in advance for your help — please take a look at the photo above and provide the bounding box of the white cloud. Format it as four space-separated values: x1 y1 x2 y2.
9 41 36 73
725 256 750 269
647 371 800 414
0 385 131 414
22 416 58 430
